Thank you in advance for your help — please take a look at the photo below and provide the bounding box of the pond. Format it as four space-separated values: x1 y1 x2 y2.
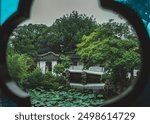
28 88 104 107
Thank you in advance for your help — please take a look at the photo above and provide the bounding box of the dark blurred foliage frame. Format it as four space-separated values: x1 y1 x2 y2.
0 0 33 107
100 0 150 106
0 0 150 106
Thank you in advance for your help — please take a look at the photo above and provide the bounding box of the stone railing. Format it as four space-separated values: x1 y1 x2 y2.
65 70 102 84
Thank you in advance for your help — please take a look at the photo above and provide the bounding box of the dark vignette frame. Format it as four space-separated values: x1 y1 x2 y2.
99 0 150 106
0 0 33 107
0 0 150 107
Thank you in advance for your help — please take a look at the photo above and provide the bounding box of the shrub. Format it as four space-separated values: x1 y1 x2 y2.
53 64 65 76
42 73 68 90
24 68 44 89
24 68 67 90
7 53 33 87
44 72 54 81
59 55 71 69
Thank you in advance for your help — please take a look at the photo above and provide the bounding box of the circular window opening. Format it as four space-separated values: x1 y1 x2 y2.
7 0 141 107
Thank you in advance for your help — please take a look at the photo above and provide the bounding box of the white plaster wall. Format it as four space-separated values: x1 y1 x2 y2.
37 62 40 67
39 61 46 74
127 69 139 78
52 61 57 74
134 69 139 76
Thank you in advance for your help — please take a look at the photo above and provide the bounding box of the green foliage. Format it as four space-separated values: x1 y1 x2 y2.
53 64 65 76
99 19 137 40
42 75 67 91
46 10 97 53
9 11 97 56
59 55 71 69
24 68 67 90
114 50 140 71
9 24 49 57
25 68 44 88
77 36 140 81
28 89 104 107
76 20 141 94
43 71 54 81
7 53 33 86
7 10 140 99
76 20 140 70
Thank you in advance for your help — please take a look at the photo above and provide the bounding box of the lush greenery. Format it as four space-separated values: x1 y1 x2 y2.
7 53 33 86
58 55 71 69
7 11 141 105
9 11 97 57
29 88 104 107
76 19 140 94
22 68 67 91
9 24 48 58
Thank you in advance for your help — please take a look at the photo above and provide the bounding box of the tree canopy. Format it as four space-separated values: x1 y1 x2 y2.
38 10 97 53
9 24 48 57
76 20 141 93
9 11 97 57
7 53 33 85
8 11 141 95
